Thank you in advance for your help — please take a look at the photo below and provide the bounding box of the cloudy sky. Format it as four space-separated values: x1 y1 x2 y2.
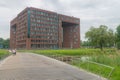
0 0 120 40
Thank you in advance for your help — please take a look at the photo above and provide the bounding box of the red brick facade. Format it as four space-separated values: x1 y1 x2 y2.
10 7 80 49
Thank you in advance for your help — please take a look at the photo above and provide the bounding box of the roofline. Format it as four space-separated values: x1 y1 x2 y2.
11 7 80 23
28 7 80 20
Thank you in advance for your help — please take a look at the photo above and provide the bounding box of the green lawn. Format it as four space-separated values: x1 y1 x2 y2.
19 48 120 80
0 49 9 59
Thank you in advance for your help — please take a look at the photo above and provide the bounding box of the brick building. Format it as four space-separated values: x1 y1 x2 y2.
10 7 80 49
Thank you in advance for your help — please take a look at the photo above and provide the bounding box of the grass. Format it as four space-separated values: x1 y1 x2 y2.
89 54 120 80
73 61 113 78
21 49 104 55
19 48 119 80
0 49 9 60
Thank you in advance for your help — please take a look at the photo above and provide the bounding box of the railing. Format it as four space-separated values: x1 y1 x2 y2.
86 60 114 80
71 58 115 80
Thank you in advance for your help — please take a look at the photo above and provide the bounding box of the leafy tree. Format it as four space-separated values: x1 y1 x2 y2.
0 38 4 43
85 25 115 50
81 41 92 48
116 25 120 49
3 38 10 48
107 29 115 47
85 27 98 47
0 38 10 49
0 38 4 48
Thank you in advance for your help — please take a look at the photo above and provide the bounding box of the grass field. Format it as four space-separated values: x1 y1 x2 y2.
19 48 120 80
0 49 9 60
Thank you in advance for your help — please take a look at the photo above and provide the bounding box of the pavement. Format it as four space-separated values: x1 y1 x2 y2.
0 52 106 80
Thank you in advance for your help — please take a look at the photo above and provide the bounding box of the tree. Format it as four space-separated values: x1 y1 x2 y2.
116 25 120 49
0 38 10 49
107 29 115 47
85 27 98 47
0 38 4 43
3 38 10 48
0 38 4 48
85 25 115 50
81 40 93 48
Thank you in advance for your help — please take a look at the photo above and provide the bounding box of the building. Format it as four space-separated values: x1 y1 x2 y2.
10 7 80 49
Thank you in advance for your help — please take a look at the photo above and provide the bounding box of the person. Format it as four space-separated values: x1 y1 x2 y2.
12 49 16 55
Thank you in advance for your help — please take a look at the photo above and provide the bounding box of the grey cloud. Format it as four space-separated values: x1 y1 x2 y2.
0 0 27 9
0 3 6 7
41 0 68 14
71 0 115 9
0 0 120 40
49 0 120 40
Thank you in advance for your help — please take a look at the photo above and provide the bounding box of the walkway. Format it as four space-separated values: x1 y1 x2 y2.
0 53 106 80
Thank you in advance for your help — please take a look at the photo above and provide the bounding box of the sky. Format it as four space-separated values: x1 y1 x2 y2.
0 0 120 40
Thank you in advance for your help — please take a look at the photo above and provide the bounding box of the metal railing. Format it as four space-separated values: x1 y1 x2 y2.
86 60 114 80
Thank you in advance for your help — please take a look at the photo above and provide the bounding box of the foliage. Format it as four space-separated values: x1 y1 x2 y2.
116 25 120 49
81 41 92 48
85 25 115 50
0 38 10 49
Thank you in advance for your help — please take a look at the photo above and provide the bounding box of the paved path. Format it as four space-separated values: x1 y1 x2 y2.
0 53 106 80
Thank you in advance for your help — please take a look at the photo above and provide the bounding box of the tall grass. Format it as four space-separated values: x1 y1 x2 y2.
91 54 120 67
